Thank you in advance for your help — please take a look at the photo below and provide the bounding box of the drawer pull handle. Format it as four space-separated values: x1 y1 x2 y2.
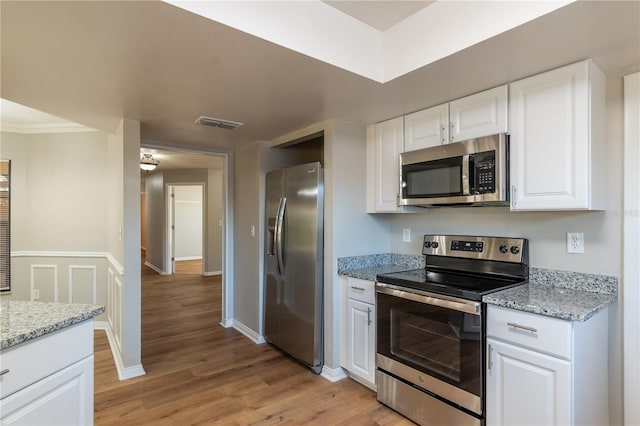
0 369 9 376
350 286 365 292
507 322 538 333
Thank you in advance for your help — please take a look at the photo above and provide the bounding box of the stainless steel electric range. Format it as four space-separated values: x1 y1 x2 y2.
376 235 529 426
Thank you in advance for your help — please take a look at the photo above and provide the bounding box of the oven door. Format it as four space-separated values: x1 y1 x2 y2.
376 283 484 415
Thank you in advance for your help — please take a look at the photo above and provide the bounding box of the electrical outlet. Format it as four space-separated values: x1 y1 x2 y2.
402 228 411 243
33 289 40 300
250 225 255 237
567 232 584 254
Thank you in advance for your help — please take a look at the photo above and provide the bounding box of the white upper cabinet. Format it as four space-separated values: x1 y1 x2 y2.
403 85 508 152
509 60 606 210
404 103 449 151
366 117 404 212
449 85 508 143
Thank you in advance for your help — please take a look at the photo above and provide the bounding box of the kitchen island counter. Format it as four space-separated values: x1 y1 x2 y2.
0 300 104 350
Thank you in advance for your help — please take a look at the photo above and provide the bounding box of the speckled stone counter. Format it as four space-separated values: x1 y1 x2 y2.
484 268 617 322
337 253 424 281
0 301 105 350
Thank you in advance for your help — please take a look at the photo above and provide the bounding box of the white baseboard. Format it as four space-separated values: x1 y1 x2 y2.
175 256 203 261
204 270 222 276
321 365 348 382
232 319 266 344
219 318 233 328
95 321 146 381
144 261 167 275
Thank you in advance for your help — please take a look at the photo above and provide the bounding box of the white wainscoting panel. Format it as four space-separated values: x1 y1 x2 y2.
30 265 58 302
114 276 123 354
68 265 97 304
107 268 115 331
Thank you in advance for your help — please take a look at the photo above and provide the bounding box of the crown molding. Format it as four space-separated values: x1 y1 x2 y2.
1 121 98 134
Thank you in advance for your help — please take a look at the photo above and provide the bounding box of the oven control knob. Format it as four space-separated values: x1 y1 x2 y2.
510 245 521 255
431 242 439 249
499 245 508 254
424 241 432 248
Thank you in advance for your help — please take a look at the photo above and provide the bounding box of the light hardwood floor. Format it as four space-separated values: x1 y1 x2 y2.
94 262 413 425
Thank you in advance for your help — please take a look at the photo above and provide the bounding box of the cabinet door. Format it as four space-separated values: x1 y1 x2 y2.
404 103 449 151
1 356 93 426
449 85 508 143
509 60 603 210
486 339 571 426
372 117 404 212
347 299 376 386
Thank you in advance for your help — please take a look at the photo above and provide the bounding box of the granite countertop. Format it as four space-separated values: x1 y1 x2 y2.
337 253 425 281
0 301 105 350
484 268 618 322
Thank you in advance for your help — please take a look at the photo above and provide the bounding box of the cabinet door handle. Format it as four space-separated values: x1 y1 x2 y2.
450 122 455 142
367 307 372 326
511 185 517 208
487 344 493 372
507 322 538 333
350 286 365 292
441 125 445 144
0 369 9 376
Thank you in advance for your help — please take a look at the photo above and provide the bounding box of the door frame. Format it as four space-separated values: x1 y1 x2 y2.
166 183 205 275
623 71 640 426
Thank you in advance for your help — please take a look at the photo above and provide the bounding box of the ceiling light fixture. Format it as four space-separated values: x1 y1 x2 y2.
195 115 243 130
140 153 159 171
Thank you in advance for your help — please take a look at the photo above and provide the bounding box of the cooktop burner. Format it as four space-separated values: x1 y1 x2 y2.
376 235 529 301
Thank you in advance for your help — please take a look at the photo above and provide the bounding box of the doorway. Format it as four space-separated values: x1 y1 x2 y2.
140 146 232 328
167 184 204 275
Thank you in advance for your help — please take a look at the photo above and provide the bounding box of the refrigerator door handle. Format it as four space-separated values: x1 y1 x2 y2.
275 197 287 275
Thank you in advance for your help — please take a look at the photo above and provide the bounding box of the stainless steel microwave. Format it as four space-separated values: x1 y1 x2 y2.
399 134 509 207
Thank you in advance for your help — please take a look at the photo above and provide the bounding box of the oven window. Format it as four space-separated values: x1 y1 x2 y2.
403 157 463 198
377 292 482 397
391 309 462 381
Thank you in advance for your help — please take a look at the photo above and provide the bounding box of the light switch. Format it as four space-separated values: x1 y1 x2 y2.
402 228 411 243
251 225 255 237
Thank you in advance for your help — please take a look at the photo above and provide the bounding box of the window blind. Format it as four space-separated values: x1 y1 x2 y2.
1 160 10 292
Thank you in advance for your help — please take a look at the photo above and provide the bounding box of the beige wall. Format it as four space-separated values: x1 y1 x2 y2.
1 131 111 317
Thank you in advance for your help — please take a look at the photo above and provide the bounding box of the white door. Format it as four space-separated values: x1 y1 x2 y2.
509 61 596 210
374 117 404 212
449 85 508 143
347 298 376 385
486 338 571 426
404 103 449 151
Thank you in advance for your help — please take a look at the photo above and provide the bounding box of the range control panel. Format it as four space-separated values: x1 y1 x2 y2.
422 235 527 263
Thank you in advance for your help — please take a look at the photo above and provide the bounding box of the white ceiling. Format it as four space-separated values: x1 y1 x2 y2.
1 1 638 155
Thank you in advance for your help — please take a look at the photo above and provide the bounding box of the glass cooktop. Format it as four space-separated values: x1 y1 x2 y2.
376 268 527 301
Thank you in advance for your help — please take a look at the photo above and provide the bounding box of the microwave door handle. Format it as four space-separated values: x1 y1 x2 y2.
462 154 471 196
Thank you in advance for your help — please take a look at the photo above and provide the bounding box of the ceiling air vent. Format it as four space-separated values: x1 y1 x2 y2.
195 116 243 130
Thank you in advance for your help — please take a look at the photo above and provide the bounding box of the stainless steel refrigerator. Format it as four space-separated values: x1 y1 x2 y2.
264 162 324 374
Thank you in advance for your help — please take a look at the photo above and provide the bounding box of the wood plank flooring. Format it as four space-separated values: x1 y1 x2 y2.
94 263 413 425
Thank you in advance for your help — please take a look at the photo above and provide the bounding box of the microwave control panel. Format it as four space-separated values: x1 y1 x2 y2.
474 151 495 194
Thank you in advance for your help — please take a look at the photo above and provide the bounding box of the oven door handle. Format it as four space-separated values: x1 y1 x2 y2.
376 283 481 315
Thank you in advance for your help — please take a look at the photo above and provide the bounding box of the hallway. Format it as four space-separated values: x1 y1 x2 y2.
93 263 410 425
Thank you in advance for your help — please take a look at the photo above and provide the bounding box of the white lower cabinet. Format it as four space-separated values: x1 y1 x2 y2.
343 277 376 389
486 338 571 425
1 356 93 425
0 320 95 425
486 305 609 426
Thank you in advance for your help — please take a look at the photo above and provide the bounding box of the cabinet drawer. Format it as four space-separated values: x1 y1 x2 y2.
0 320 93 399
347 278 375 304
487 305 572 359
